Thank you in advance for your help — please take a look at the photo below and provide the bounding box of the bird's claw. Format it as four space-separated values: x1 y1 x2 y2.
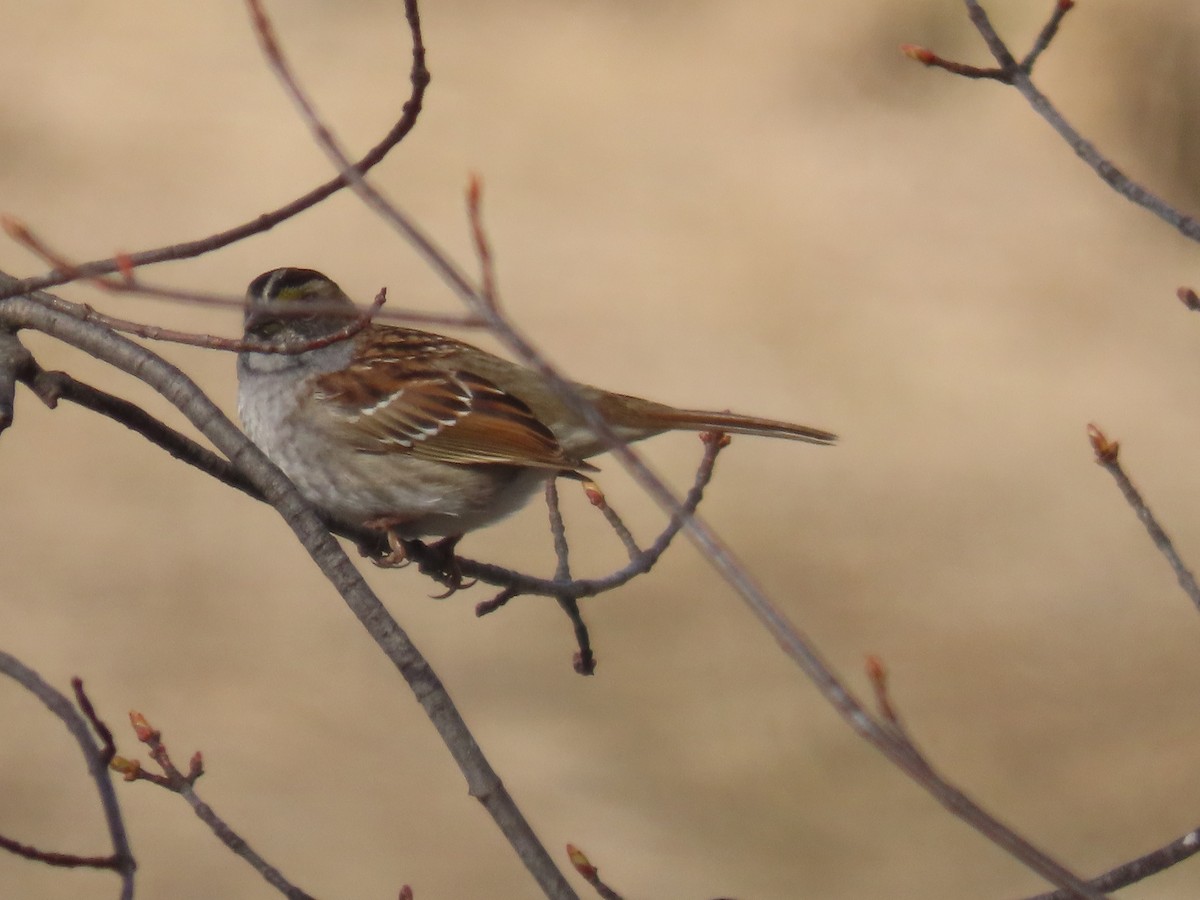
418 535 475 598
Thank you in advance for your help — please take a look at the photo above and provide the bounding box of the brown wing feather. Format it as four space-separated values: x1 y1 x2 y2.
310 331 586 470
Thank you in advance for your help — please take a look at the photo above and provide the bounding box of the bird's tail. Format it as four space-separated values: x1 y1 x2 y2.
596 393 837 445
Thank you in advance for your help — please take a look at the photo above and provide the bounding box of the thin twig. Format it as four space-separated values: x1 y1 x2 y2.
0 834 124 872
547 479 572 583
1086 424 1200 612
900 44 1008 81
544 479 595 674
566 844 624 900
581 480 641 563
1021 0 1075 71
466 175 500 312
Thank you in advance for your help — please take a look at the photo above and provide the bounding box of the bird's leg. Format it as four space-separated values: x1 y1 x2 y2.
359 520 473 595
362 516 414 568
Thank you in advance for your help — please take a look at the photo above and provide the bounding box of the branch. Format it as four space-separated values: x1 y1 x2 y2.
245 2 1103 893
0 656 134 899
0 286 578 900
1086 424 1200 613
543 478 596 675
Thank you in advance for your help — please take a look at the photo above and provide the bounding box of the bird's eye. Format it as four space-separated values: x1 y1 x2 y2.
253 320 285 338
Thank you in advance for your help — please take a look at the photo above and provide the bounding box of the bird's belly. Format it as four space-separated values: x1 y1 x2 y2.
239 371 551 536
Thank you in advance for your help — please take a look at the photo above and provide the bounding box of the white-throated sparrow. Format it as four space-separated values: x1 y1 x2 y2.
237 267 835 546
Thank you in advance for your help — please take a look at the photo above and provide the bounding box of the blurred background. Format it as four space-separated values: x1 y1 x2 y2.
3 1 1200 897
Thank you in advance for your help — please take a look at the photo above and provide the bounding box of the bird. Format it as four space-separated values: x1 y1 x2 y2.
237 267 835 563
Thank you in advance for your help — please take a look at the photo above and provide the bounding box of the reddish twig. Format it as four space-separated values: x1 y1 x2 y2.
72 678 116 764
1022 0 1075 71
566 844 624 900
0 834 125 872
1086 425 1200 612
467 175 500 312
900 44 1009 81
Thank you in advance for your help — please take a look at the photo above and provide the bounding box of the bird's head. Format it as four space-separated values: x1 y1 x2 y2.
243 267 358 341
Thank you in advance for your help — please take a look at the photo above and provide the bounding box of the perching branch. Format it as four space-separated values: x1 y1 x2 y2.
0 290 578 900
240 0 1103 894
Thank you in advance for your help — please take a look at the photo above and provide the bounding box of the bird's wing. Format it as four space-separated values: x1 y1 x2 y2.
310 351 586 471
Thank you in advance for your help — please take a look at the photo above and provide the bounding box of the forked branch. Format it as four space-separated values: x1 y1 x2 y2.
0 659 134 899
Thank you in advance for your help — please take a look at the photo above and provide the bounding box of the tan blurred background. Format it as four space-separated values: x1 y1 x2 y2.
4 1 1200 897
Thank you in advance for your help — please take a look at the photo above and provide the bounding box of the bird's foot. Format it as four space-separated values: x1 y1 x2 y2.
418 535 475 598
362 517 413 568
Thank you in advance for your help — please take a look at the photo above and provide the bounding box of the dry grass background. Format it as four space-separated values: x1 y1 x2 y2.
3 1 1200 897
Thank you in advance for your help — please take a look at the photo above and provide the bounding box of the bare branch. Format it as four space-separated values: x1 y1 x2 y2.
0 654 134 898
1086 424 1200 612
466 175 500 312
0 284 579 900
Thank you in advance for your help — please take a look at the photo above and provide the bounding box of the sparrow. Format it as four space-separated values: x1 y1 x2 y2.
237 267 835 558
